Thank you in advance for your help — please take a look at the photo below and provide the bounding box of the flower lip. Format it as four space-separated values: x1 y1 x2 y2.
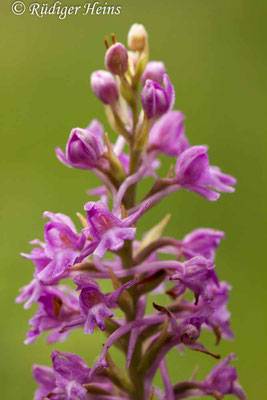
23 285 80 345
201 353 246 399
84 201 123 239
76 200 148 259
72 273 135 334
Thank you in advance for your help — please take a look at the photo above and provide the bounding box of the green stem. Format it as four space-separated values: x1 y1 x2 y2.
110 78 147 400
129 339 145 399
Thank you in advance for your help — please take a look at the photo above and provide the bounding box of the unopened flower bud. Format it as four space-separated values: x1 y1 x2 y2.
105 43 128 75
90 70 119 105
56 124 105 170
141 61 166 85
141 73 175 119
127 23 148 52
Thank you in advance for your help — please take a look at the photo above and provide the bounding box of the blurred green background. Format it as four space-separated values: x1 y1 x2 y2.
1 0 266 398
